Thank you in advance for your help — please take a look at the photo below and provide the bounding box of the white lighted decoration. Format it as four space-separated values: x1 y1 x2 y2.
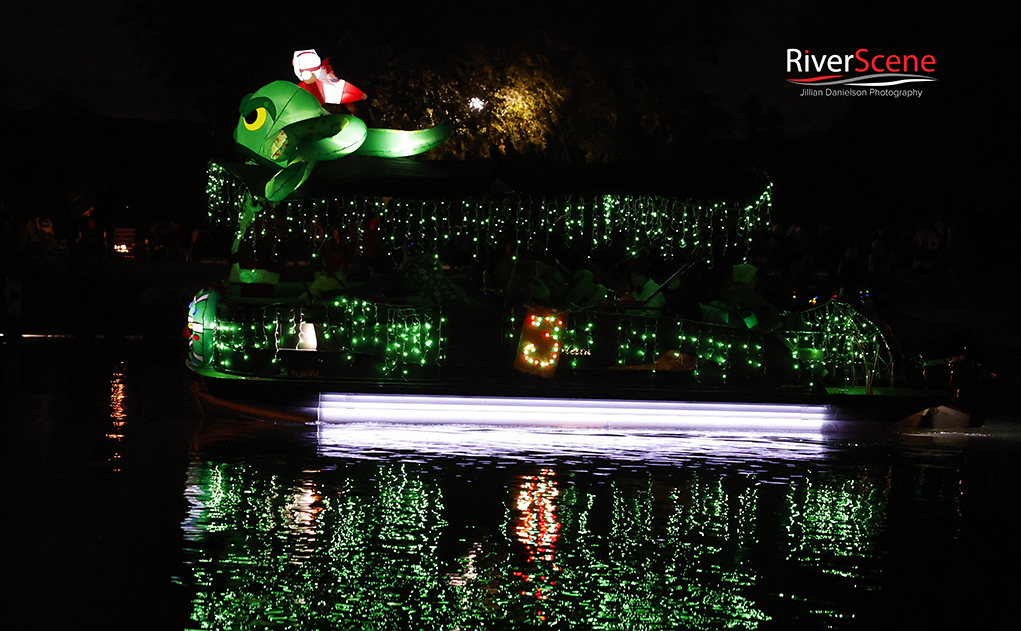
292 48 366 108
298 322 318 350
318 393 834 431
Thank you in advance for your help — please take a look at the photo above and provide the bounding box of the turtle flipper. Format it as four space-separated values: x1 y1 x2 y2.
266 160 315 201
296 114 367 161
353 122 453 158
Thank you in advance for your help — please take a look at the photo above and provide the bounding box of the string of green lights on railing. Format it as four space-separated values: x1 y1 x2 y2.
510 302 891 388
211 298 444 378
208 296 886 388
206 162 773 268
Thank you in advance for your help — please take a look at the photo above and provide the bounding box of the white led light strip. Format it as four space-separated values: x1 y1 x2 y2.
319 393 833 430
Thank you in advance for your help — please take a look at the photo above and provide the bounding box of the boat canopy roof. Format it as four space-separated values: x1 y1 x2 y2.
218 156 772 203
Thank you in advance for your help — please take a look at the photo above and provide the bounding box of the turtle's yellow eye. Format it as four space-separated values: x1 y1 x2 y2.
243 107 268 131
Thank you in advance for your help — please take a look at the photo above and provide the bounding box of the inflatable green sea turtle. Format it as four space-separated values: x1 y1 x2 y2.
234 81 451 201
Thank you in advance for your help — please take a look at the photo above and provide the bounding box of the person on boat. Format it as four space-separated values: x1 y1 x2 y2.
661 269 703 320
292 49 367 113
836 244 869 303
721 263 779 330
867 231 897 303
564 269 608 310
624 261 666 317
400 241 476 307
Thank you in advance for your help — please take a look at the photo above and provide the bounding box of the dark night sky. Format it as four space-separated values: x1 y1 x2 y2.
1 0 1013 264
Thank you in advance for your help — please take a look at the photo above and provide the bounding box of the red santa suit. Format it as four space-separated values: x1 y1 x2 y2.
292 49 366 113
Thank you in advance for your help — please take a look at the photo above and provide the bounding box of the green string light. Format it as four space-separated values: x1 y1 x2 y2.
206 162 773 271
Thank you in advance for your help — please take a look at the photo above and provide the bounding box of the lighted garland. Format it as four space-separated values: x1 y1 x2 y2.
555 310 776 385
205 162 772 269
383 306 445 377
529 301 886 389
205 292 883 389
209 298 443 379
205 162 885 390
206 162 244 229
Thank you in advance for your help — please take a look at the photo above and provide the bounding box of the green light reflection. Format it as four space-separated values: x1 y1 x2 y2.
181 452 890 629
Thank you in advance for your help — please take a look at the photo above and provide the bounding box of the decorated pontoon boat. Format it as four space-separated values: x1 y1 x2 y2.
185 71 972 428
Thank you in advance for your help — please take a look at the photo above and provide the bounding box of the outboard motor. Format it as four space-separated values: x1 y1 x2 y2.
920 339 997 427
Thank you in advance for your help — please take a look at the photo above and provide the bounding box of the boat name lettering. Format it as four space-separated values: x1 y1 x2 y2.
562 345 592 356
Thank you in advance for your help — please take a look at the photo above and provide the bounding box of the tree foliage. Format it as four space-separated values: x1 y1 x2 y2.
124 2 738 165
345 37 673 163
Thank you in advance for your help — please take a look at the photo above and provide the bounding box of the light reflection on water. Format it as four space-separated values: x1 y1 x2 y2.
316 424 833 468
6 340 1019 630
181 421 905 630
107 363 128 469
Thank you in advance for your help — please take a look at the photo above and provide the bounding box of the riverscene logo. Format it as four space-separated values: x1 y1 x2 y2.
787 48 937 97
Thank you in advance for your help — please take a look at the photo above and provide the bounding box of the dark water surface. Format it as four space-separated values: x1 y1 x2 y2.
2 339 1019 630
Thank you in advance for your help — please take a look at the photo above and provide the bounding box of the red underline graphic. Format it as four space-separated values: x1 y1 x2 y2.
786 75 845 83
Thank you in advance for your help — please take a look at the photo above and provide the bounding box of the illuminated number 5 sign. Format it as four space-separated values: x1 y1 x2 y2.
514 307 567 378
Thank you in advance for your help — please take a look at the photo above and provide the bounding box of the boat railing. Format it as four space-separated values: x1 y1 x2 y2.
776 300 895 391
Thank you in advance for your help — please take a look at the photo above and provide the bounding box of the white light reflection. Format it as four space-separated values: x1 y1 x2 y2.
316 423 831 465
316 394 842 464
